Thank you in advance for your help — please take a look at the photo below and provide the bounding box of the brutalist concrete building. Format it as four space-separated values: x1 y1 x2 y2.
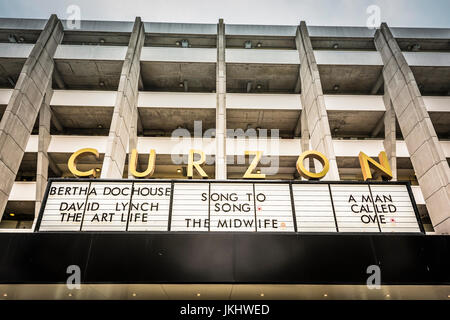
0 16 448 299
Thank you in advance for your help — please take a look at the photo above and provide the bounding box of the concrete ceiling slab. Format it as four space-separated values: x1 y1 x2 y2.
55 59 123 90
62 31 131 46
51 105 113 134
429 112 450 139
145 34 216 48
311 38 376 51
16 153 36 179
0 57 25 88
319 65 383 94
396 38 450 52
328 110 385 138
226 36 296 49
411 66 450 96
141 61 216 92
227 109 300 137
227 63 298 93
0 104 5 119
0 30 41 44
3 201 35 218
139 107 215 136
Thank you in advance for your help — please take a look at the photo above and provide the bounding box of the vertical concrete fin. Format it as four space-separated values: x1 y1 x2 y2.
215 18 227 179
0 14 63 221
128 104 138 179
296 21 340 180
375 23 450 234
382 83 397 181
101 17 145 179
34 82 53 228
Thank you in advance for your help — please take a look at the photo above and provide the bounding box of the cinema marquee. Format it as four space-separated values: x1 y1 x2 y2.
33 147 422 233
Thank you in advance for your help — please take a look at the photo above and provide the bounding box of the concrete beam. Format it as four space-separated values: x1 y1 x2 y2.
48 153 61 176
370 112 385 137
52 64 66 89
138 73 144 91
0 14 63 221
246 81 252 93
136 108 144 136
215 18 227 179
370 71 384 95
294 77 301 94
375 23 450 234
49 106 64 132
101 17 145 178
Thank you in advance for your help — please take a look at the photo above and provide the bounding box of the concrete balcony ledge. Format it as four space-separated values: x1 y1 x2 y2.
9 181 36 201
54 44 128 60
2 89 448 113
141 47 216 63
226 24 297 37
18 135 450 159
1 43 449 67
145 22 217 35
2 17 447 39
226 48 299 64
315 50 382 65
0 43 32 58
138 92 216 108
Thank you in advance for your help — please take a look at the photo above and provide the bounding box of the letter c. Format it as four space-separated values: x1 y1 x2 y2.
68 148 99 177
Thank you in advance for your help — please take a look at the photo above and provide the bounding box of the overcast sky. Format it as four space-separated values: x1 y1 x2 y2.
0 0 449 27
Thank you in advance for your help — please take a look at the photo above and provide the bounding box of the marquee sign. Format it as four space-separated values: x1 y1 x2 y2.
35 179 423 233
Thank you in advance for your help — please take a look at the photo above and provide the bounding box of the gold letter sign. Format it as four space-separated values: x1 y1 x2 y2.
359 151 393 181
243 151 265 179
129 149 156 178
296 150 330 180
187 149 208 179
68 148 100 177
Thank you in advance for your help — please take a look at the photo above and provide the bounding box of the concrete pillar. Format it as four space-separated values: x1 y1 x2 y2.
215 19 227 180
34 84 53 226
383 83 397 180
300 102 311 177
128 106 138 179
101 17 145 178
295 21 340 180
300 107 310 154
0 14 63 221
375 23 450 234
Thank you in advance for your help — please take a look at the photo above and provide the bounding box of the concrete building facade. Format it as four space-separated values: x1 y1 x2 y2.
0 16 448 235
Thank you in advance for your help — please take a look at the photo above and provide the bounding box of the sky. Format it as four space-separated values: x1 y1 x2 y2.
0 0 449 28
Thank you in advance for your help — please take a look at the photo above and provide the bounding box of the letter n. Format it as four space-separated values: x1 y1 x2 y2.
359 151 392 181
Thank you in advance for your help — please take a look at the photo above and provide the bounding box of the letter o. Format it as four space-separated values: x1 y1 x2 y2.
296 150 330 180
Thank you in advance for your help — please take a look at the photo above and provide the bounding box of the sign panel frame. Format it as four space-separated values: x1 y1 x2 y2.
35 178 425 234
